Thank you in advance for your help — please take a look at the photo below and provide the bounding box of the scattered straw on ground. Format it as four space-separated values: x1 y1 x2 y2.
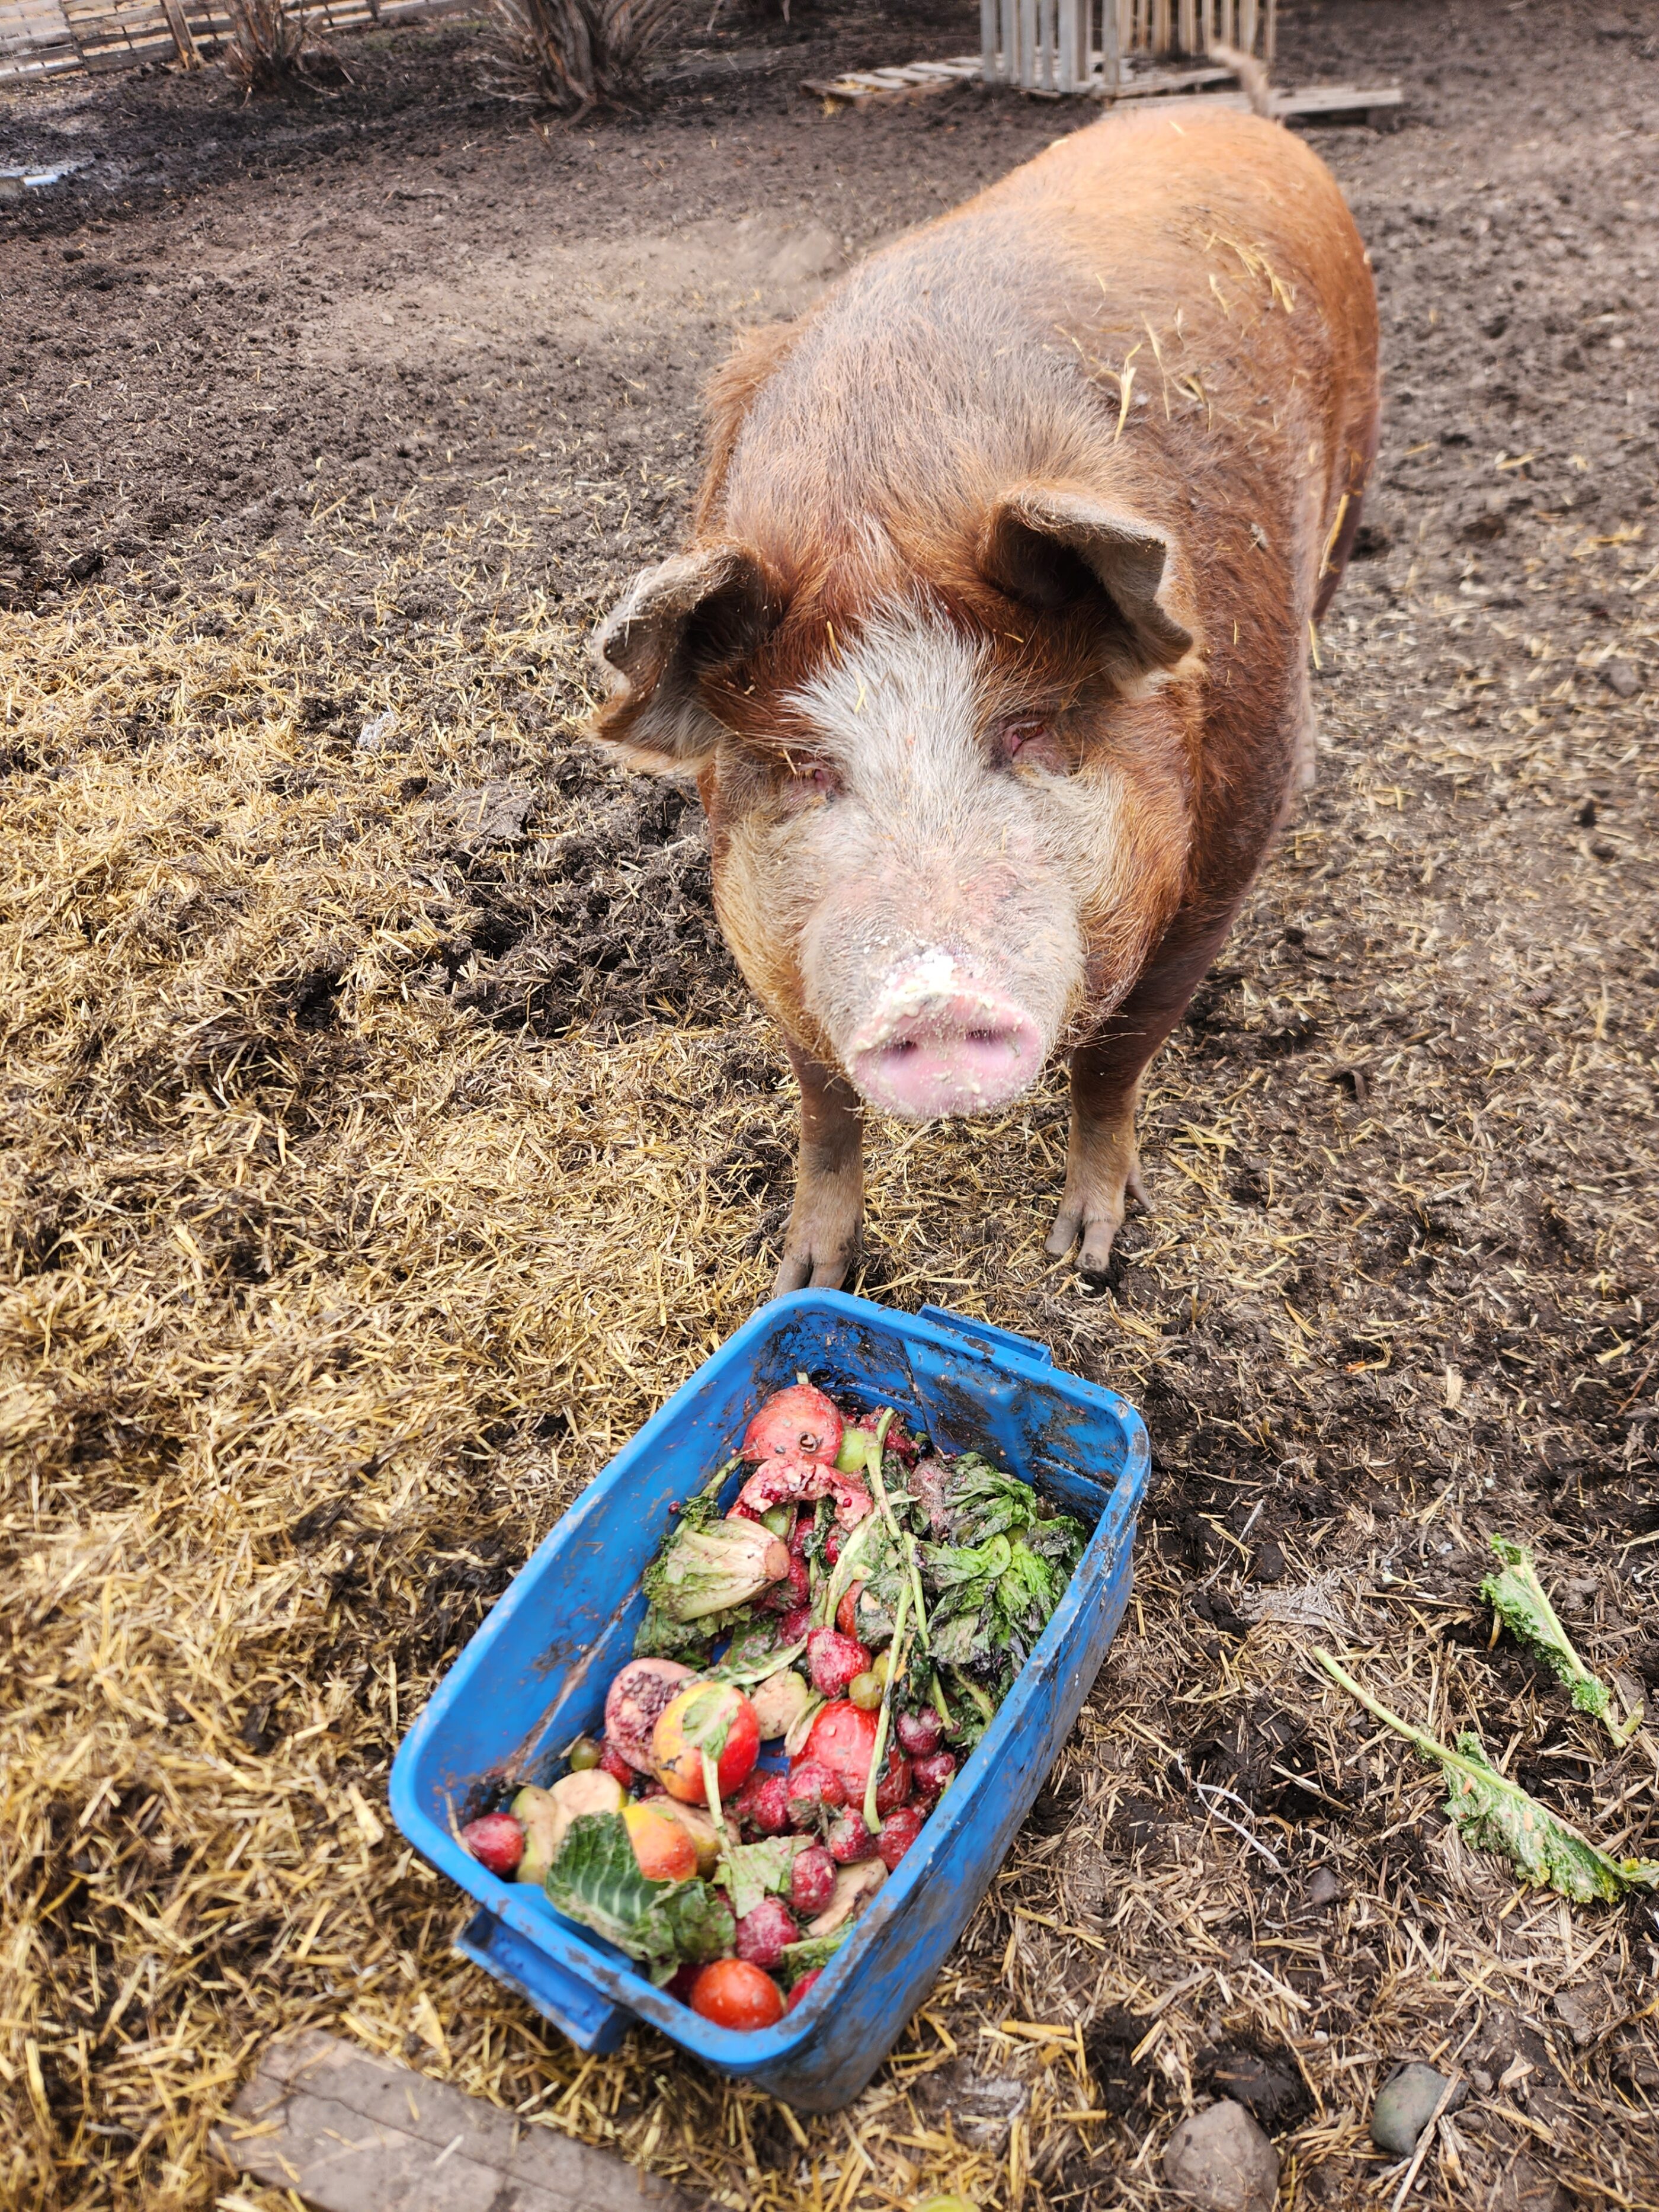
5 24 1659 2208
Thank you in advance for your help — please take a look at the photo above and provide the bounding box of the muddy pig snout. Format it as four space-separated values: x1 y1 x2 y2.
847 952 1045 1120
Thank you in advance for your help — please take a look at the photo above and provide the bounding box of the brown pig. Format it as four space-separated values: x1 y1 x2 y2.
588 101 1378 1289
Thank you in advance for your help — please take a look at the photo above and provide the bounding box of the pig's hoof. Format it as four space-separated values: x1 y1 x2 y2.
1045 1160 1148 1280
772 1192 861 1294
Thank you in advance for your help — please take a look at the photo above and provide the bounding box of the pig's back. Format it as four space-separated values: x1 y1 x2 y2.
712 105 1377 626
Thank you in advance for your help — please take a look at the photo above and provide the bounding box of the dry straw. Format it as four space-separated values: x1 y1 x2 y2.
2 482 1657 2208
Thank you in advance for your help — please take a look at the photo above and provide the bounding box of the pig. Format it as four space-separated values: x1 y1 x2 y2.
588 98 1378 1291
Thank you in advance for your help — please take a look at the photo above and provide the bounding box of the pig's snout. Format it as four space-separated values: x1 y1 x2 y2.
847 954 1044 1121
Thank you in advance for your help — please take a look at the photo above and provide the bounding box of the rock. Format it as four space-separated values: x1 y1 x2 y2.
1162 2098 1279 2212
1202 2044 1309 2129
1602 657 1640 699
1371 2062 1449 2155
918 2061 1029 2151
1304 1866 1343 1907
1554 1983 1603 2049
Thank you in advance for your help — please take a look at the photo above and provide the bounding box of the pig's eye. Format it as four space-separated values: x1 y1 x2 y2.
997 718 1049 764
787 758 838 801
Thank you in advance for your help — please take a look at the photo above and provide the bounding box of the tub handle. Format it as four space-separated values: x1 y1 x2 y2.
918 1305 1053 1368
454 1909 630 2054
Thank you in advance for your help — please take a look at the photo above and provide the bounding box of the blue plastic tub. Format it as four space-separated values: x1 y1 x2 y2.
388 1290 1149 2112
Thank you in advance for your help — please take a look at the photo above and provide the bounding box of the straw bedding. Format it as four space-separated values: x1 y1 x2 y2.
2 2 1657 2205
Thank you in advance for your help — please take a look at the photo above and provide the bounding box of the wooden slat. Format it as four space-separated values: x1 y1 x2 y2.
1 0 457 75
215 2033 691 2212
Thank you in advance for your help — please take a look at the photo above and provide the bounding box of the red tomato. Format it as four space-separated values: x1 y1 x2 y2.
803 1700 880 1795
690 1958 784 2032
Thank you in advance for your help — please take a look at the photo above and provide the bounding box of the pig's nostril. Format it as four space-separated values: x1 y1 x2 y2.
850 975 1044 1120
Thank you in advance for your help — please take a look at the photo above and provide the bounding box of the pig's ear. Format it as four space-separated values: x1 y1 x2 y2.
981 486 1194 668
588 545 775 774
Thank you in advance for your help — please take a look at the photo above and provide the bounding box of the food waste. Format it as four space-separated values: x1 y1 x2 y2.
457 1382 1087 2028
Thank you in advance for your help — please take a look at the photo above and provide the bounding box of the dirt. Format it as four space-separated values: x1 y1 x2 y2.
2 2 1658 2208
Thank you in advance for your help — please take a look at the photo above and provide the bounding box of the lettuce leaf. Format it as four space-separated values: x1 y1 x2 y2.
780 1924 852 1981
545 1813 735 1983
718 1835 803 1922
1481 1536 1641 1747
1316 1651 1659 1906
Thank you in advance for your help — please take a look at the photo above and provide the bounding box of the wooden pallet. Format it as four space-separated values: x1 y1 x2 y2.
805 50 1399 124
802 54 983 107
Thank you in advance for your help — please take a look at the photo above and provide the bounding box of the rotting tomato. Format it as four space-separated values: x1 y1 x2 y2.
688 1957 785 2031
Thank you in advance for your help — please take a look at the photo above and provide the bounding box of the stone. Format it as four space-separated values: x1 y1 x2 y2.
918 2059 1030 2150
1304 1866 1343 1907
1162 2097 1279 2212
1602 658 1641 699
212 2029 690 2212
1370 2061 1449 2155
1554 1983 1604 2049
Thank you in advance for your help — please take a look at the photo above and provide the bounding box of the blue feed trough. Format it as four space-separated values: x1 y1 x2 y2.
389 1290 1149 2112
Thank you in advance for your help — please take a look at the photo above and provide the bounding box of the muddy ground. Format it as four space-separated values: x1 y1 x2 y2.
2 2 1658 2207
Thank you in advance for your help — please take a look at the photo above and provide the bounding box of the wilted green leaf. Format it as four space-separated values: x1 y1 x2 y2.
780 1923 852 1980
1481 1536 1641 1747
718 1835 802 1922
1315 1651 1659 1906
546 1812 734 1983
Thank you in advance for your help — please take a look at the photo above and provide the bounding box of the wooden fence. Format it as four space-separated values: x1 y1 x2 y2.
0 0 458 82
981 0 1274 95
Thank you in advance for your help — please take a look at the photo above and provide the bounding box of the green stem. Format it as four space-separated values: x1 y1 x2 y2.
864 1408 898 1528
1314 1648 1498 1789
863 1582 911 1833
860 1407 930 1654
817 1509 880 1631
700 1748 728 1846
929 1666 953 1729
950 1669 996 1726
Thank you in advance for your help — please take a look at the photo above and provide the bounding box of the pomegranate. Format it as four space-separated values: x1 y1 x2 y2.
604 1657 695 1774
742 1384 843 1466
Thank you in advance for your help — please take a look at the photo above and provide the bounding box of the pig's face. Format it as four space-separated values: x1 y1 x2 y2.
706 605 1192 1120
590 490 1198 1121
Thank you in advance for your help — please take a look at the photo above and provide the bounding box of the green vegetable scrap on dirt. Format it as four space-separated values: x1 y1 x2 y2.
1315 1651 1659 1906
1480 1535 1642 1748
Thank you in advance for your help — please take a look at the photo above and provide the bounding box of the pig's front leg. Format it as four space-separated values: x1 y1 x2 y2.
1046 909 1241 1278
774 1041 865 1294
1044 1042 1151 1279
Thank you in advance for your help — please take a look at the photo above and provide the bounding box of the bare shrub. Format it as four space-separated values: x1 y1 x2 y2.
489 0 694 116
221 0 306 88
221 0 345 91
